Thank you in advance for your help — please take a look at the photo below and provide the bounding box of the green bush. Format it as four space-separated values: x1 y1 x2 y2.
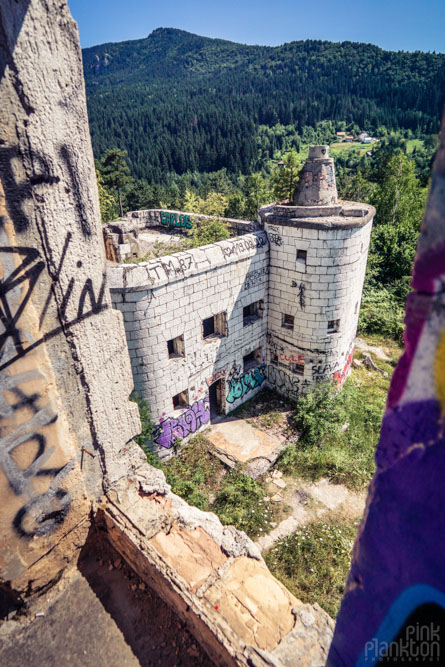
358 286 405 342
211 469 273 538
130 393 161 467
278 375 387 489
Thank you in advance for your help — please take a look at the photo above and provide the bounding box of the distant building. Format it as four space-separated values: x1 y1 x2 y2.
363 137 372 144
277 160 285 168
344 136 354 142
358 132 369 142
336 131 346 137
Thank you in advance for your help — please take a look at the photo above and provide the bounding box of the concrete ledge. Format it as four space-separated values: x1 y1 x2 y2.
100 466 334 666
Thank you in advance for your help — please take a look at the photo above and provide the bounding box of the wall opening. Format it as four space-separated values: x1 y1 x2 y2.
327 319 340 334
167 335 185 359
209 379 224 420
173 390 189 410
243 299 264 326
243 347 262 372
202 312 227 339
282 313 295 331
296 249 307 270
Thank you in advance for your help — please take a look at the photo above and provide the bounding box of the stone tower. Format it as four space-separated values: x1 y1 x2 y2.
259 146 375 400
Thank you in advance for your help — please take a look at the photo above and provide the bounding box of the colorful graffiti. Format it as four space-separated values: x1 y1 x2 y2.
333 345 354 388
160 210 192 229
279 352 305 365
226 363 266 404
153 397 210 449
329 118 445 664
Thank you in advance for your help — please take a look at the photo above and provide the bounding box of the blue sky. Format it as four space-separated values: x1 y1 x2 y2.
67 0 445 53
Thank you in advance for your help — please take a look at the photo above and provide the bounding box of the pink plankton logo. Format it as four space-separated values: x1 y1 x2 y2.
364 623 440 662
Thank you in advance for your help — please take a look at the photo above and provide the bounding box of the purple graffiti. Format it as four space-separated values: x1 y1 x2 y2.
153 397 210 449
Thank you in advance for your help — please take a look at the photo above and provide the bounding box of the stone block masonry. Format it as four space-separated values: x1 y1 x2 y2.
109 147 374 456
110 232 270 457
109 146 374 455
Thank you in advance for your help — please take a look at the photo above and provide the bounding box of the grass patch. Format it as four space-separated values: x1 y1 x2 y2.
160 435 282 539
264 516 359 618
276 350 398 490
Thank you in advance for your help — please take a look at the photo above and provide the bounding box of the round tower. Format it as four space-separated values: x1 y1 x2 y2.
259 146 375 401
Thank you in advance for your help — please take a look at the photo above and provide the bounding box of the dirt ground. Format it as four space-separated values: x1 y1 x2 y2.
0 532 213 667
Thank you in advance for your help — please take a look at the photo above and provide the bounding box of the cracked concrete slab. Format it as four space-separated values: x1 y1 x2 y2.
206 418 287 478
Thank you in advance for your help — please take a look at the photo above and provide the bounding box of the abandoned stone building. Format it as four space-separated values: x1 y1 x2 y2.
106 147 374 456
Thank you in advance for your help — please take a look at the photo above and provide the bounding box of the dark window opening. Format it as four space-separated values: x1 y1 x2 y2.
291 362 305 376
243 347 262 372
328 319 340 334
296 249 307 270
243 299 264 326
202 312 227 340
172 390 188 410
202 316 215 338
167 335 185 359
282 313 294 330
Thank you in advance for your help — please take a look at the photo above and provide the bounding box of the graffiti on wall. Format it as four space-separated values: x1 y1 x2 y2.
220 233 267 260
328 123 445 665
279 352 305 365
0 234 74 538
0 142 109 542
243 266 269 291
333 344 354 387
160 211 192 229
269 232 283 247
226 363 266 404
266 364 307 401
153 396 211 449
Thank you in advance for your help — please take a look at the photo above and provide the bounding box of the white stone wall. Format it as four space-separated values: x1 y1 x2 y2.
265 220 373 400
109 233 269 456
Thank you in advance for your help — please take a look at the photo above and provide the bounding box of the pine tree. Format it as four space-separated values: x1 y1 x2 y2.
101 148 132 217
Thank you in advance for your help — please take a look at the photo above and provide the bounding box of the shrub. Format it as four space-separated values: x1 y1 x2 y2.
358 286 405 342
211 469 273 538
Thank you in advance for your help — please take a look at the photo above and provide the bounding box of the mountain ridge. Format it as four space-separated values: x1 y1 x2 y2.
82 27 445 180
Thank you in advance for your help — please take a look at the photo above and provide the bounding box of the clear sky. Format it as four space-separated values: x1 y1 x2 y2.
67 0 445 54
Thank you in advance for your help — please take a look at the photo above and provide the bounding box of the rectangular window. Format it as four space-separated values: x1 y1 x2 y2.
291 361 305 376
296 249 307 270
243 347 262 372
243 299 264 326
202 312 227 339
282 313 294 330
167 335 185 359
172 390 188 410
327 319 340 334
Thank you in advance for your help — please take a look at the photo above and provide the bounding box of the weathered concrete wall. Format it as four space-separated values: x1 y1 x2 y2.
0 0 140 596
328 115 445 665
109 232 269 456
104 209 260 262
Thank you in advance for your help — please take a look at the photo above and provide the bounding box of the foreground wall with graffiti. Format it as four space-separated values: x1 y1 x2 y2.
329 115 445 665
0 1 140 597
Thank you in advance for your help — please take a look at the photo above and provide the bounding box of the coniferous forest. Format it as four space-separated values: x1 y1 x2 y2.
83 28 445 181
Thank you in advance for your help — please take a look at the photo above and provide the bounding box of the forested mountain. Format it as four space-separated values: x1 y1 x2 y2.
83 27 445 181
